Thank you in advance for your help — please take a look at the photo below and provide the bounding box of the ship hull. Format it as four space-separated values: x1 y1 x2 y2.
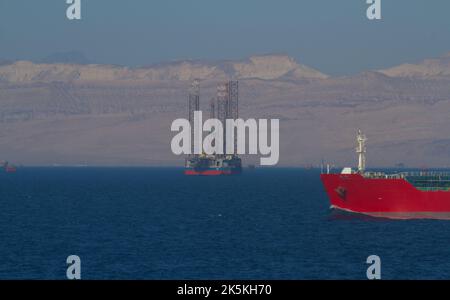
321 173 450 219
184 168 242 176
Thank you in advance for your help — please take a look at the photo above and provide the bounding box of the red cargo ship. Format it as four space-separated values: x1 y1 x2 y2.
321 130 450 219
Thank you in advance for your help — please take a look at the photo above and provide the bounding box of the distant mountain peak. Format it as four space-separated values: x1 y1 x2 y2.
379 51 450 78
232 54 327 80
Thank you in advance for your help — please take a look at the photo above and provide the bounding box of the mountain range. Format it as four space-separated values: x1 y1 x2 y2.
0 54 327 83
1 52 450 167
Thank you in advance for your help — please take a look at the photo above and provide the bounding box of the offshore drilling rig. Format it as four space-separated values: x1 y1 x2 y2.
184 80 242 175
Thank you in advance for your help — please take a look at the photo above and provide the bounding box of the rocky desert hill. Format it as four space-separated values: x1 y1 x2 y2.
0 53 450 168
379 52 450 77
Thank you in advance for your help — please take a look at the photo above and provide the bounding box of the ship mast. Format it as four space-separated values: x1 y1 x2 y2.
356 129 367 173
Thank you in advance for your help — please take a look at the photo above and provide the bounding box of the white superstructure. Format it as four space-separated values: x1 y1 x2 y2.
356 129 367 173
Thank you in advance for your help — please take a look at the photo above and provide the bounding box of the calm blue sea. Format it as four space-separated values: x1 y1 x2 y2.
0 168 449 279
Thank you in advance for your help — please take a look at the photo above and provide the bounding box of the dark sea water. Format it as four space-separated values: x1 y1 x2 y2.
1 167 449 279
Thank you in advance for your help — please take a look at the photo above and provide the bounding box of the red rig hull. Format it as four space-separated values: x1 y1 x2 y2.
184 169 241 176
320 173 450 219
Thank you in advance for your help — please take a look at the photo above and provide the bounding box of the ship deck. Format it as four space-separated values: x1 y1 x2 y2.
363 171 450 191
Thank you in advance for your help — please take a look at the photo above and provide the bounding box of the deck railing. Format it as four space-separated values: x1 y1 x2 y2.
363 171 450 190
364 171 450 179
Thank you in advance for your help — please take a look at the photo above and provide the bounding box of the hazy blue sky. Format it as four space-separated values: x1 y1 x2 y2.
1 0 450 75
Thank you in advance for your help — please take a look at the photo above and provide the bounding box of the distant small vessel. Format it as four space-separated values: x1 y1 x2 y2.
5 165 17 173
321 130 450 219
2 161 17 173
